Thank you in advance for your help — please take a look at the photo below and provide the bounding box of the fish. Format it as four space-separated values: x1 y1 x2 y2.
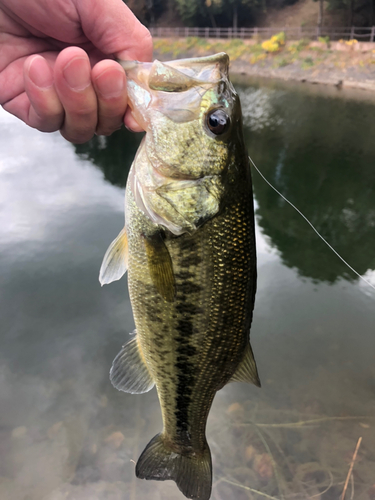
99 52 260 500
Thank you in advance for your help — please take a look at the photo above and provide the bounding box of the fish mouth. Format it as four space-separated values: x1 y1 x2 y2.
118 53 231 131
118 53 229 89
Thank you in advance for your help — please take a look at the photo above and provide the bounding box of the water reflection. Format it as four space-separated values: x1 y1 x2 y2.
238 79 375 284
74 129 144 188
1 79 375 500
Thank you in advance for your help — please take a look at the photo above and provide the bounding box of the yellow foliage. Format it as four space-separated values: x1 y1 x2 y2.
262 40 279 52
339 39 358 46
261 32 285 53
345 39 358 46
271 31 286 45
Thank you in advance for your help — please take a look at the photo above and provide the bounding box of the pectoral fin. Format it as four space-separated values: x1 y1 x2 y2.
110 335 155 394
144 233 176 302
99 228 128 286
230 343 261 387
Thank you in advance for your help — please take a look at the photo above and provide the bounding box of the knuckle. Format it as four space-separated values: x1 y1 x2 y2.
140 27 153 52
140 25 152 41
37 123 60 133
60 127 94 144
29 110 63 133
71 105 95 118
96 124 122 137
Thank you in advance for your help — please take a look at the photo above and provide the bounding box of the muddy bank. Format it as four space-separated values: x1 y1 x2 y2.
153 38 375 92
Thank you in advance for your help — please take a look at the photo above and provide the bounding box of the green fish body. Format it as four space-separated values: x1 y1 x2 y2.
100 53 259 500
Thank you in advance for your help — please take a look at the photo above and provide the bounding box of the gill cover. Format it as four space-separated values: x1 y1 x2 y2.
120 53 237 236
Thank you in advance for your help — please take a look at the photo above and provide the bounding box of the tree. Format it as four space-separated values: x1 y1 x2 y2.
172 0 208 25
124 0 166 26
206 0 260 28
171 0 260 28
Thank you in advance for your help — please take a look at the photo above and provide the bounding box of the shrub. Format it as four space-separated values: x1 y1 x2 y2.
318 36 330 46
261 32 285 53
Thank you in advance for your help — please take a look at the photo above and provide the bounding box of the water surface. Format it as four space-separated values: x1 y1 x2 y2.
1 79 375 500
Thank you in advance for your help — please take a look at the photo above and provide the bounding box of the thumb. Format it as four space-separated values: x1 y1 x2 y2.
76 0 153 61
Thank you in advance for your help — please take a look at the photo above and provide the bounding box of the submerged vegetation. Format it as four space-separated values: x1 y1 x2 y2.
210 399 375 499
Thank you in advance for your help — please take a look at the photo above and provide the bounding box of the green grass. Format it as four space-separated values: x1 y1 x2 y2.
152 37 366 73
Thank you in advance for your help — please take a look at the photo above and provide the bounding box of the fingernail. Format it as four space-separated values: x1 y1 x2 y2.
27 56 53 89
63 57 91 91
95 69 125 98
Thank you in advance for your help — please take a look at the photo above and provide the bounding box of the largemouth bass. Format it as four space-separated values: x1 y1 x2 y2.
99 53 259 500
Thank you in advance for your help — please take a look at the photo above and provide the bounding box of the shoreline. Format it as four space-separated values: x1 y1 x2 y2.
153 37 375 93
230 57 375 92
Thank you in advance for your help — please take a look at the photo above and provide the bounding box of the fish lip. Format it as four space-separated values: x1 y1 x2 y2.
117 52 229 78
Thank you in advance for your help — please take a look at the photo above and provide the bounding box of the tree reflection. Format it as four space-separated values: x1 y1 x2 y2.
74 127 144 188
241 83 375 283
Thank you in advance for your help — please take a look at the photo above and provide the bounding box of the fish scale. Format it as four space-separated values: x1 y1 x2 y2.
126 166 256 453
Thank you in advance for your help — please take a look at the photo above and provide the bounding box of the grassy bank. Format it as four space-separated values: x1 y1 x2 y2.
153 36 375 91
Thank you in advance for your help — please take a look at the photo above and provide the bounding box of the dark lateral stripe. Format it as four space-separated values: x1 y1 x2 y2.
174 310 197 436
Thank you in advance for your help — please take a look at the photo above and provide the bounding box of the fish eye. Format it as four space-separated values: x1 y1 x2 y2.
206 109 230 135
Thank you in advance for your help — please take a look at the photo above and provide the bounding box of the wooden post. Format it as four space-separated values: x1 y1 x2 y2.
350 25 355 39
205 27 209 38
371 26 375 42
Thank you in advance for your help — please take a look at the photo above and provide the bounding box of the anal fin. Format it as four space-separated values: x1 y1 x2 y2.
110 335 155 394
230 342 261 388
143 232 175 302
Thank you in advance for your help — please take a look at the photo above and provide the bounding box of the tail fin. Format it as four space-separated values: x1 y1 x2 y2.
136 433 212 500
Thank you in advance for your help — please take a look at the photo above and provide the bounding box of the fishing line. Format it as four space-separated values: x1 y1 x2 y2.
249 156 375 291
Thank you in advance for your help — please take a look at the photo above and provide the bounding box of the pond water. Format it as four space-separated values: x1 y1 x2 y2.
1 78 375 500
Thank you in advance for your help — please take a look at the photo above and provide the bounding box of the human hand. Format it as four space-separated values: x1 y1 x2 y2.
0 0 152 142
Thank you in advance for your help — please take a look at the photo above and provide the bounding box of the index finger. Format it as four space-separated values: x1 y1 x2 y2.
76 0 153 62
